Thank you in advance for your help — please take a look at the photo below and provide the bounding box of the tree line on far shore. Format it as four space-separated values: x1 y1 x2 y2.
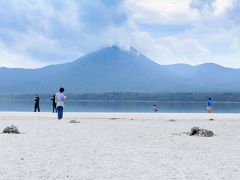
2 92 240 102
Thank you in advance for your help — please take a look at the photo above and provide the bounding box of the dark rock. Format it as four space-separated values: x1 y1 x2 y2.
189 127 214 137
3 125 20 134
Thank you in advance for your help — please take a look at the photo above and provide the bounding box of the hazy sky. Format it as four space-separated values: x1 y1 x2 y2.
0 0 239 68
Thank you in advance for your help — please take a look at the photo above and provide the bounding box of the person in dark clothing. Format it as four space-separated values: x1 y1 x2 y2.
34 95 40 112
51 95 57 113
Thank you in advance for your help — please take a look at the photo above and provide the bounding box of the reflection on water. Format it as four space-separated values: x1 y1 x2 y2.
0 98 240 113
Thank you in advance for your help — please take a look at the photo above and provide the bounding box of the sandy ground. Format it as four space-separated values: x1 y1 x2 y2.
0 112 240 180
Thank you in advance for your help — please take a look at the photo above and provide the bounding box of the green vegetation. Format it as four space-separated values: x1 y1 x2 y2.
2 92 240 102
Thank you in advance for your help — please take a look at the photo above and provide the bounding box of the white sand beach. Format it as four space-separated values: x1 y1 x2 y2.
0 112 240 179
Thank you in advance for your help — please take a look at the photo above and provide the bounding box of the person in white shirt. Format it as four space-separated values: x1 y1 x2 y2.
55 87 66 120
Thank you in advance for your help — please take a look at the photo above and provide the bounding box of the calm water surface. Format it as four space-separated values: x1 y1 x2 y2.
0 98 240 113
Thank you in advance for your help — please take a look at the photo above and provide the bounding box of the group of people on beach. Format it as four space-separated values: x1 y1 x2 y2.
35 88 213 120
152 97 213 113
34 87 66 120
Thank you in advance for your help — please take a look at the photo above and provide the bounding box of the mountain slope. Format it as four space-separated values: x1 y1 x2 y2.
1 46 240 93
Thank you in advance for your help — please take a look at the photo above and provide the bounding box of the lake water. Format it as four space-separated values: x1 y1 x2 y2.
1 98 240 113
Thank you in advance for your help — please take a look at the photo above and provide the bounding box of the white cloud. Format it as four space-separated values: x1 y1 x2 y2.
161 37 210 63
0 0 240 68
213 0 233 16
124 0 240 67
0 42 44 68
101 20 209 65
126 0 200 24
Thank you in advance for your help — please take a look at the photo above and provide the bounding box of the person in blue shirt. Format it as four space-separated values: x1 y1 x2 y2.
207 97 212 113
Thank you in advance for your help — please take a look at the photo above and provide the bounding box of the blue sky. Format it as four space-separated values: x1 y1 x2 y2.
0 0 239 68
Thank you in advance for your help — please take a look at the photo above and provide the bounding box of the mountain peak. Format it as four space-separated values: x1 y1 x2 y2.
198 63 221 67
109 45 120 51
101 45 142 56
129 46 141 56
97 45 125 55
196 63 230 70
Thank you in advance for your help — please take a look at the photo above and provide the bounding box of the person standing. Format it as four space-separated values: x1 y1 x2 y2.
207 97 212 113
55 87 66 120
152 104 158 112
34 94 40 112
51 95 57 113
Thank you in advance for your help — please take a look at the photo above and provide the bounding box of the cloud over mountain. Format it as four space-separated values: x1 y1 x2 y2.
0 0 239 68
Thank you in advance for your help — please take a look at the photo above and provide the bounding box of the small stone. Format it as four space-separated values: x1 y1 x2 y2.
209 118 214 121
69 120 80 123
189 126 214 137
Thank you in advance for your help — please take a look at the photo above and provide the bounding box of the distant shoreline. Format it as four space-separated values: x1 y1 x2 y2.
0 111 240 118
1 92 240 102
1 112 240 118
